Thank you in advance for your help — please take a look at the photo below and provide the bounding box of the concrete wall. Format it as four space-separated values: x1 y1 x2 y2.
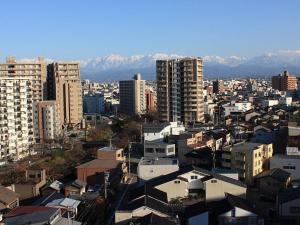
204 179 246 202
188 212 209 225
270 157 300 180
279 198 300 217
155 179 187 201
137 164 179 181
115 208 167 224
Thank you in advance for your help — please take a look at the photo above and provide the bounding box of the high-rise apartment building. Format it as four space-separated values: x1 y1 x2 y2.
272 70 298 91
47 62 83 127
0 57 47 161
34 101 61 143
213 79 224 94
119 73 146 115
156 57 204 124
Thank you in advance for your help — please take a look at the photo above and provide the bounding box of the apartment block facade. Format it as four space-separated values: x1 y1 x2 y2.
119 73 146 115
272 70 298 91
0 57 47 161
34 101 61 143
222 142 273 184
156 57 204 124
47 62 83 127
213 79 224 94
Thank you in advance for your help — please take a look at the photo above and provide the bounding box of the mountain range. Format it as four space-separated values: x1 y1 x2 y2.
20 50 300 81
79 50 300 81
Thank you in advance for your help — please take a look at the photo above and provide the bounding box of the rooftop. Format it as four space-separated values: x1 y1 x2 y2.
98 146 122 152
139 157 178 166
76 159 121 169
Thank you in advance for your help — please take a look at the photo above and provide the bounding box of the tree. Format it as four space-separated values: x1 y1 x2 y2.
88 127 113 141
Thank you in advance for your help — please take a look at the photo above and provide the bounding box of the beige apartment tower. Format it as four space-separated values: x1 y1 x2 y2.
47 62 83 127
157 57 204 125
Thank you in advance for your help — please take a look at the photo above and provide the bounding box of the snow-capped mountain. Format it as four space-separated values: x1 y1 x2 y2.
19 50 300 81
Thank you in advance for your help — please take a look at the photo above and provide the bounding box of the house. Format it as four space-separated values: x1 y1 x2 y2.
143 122 185 142
116 166 247 224
137 157 179 183
217 194 264 225
144 166 246 202
183 147 213 169
251 125 277 144
270 154 300 181
277 188 300 220
184 202 209 225
177 131 207 163
3 206 81 225
0 185 20 213
14 169 47 200
64 179 87 196
46 197 81 215
76 146 127 186
255 168 291 197
115 185 172 224
144 141 176 158
124 213 177 225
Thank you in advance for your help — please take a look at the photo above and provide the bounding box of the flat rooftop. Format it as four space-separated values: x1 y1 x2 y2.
224 142 264 153
139 157 178 166
98 146 122 151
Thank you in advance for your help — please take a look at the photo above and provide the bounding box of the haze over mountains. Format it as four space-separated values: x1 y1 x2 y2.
19 50 300 81
79 50 300 81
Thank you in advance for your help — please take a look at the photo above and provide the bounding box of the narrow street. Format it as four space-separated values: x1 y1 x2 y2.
105 176 135 225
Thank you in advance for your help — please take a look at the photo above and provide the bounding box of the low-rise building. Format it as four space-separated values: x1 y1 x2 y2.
76 146 127 186
137 157 179 182
0 185 19 213
270 154 300 181
255 168 291 197
144 141 176 158
222 142 273 184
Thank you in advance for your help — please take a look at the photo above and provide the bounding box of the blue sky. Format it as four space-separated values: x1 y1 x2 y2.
0 0 299 61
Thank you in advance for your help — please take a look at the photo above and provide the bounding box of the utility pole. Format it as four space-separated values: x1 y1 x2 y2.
104 171 110 199
128 142 131 178
140 124 143 144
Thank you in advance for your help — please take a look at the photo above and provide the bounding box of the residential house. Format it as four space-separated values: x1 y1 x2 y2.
137 157 179 183
0 185 19 214
270 154 300 181
76 146 128 186
14 169 47 200
255 168 291 197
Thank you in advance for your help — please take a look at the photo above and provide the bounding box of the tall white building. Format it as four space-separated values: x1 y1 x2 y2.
0 57 47 162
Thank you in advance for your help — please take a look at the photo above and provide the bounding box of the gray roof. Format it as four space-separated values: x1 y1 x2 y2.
278 188 300 204
0 185 20 206
4 207 60 225
255 168 290 182
143 122 171 133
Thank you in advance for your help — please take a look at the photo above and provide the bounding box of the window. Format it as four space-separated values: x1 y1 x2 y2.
174 180 180 184
156 148 165 153
145 148 154 153
191 175 198 179
283 166 296 170
211 180 217 183
167 147 174 153
290 207 300 214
